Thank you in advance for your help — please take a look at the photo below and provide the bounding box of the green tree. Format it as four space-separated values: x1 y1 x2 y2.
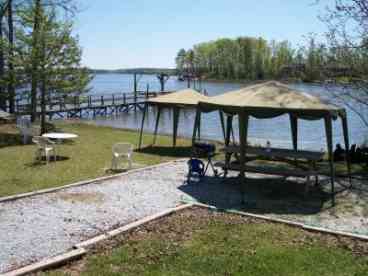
175 48 186 73
16 1 91 133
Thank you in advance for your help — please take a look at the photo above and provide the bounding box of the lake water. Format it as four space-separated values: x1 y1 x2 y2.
84 73 367 151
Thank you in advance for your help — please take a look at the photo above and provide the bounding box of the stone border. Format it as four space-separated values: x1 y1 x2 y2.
1 204 193 276
74 203 193 248
0 159 187 203
2 248 86 276
4 201 368 276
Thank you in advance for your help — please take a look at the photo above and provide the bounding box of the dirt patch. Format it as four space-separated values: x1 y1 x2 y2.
58 192 105 204
0 123 18 134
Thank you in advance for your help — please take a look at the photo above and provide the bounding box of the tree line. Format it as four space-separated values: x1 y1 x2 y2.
0 0 91 133
175 35 368 82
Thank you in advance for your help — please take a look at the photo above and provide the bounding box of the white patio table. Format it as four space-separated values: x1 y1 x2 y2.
42 133 78 140
42 132 78 159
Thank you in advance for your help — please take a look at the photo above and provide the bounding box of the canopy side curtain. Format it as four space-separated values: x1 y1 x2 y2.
192 108 227 145
139 104 194 148
139 103 182 148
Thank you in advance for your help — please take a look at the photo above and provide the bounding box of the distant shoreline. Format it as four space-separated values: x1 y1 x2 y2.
90 68 176 76
89 71 347 86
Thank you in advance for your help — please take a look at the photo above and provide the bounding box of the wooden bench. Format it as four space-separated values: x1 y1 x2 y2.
216 146 324 193
214 161 317 178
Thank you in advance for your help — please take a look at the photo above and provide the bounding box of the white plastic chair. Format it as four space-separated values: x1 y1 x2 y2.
32 136 57 164
111 143 133 171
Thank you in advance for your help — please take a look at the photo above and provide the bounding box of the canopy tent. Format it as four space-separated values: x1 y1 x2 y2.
138 89 209 148
192 81 351 205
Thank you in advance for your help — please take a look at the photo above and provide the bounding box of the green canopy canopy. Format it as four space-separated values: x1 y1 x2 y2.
138 89 209 148
198 81 345 119
193 81 351 205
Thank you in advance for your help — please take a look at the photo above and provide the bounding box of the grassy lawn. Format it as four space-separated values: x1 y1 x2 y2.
45 207 368 276
0 120 365 198
0 121 192 198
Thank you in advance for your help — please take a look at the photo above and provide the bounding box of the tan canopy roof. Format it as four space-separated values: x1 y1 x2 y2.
198 81 345 119
147 88 209 107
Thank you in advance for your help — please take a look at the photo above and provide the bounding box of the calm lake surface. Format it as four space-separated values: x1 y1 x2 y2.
85 73 367 150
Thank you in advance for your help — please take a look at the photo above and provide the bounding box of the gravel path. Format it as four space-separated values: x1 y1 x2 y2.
1 159 367 273
0 161 187 273
0 160 243 274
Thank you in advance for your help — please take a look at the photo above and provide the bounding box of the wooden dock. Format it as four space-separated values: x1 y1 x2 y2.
12 91 172 119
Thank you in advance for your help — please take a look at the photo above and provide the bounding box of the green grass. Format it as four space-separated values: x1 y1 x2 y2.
0 122 192 197
45 208 368 276
0 121 365 198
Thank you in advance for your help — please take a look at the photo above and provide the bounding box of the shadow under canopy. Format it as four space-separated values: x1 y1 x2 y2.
138 89 210 148
192 81 351 206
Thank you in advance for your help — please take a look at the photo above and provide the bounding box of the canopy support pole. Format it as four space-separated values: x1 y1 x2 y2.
138 103 148 149
219 111 226 140
192 108 201 145
173 107 180 147
341 114 352 187
224 115 233 177
152 106 161 145
198 110 201 141
289 114 298 151
239 113 249 204
324 116 335 206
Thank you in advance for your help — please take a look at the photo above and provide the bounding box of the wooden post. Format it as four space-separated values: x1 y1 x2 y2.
101 95 104 106
112 94 115 105
123 93 126 105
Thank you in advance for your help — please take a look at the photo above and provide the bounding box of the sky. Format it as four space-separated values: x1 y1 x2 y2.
75 0 335 69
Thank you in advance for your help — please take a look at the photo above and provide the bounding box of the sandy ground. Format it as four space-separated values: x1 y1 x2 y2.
1 160 367 273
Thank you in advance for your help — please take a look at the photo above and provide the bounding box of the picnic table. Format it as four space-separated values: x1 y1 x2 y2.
216 146 325 189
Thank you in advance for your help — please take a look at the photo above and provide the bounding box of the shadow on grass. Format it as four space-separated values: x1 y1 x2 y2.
25 156 70 167
179 174 331 215
135 145 193 158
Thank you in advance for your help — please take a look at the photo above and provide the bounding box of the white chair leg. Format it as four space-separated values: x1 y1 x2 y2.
128 157 132 169
111 156 117 170
45 151 49 164
35 149 41 162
